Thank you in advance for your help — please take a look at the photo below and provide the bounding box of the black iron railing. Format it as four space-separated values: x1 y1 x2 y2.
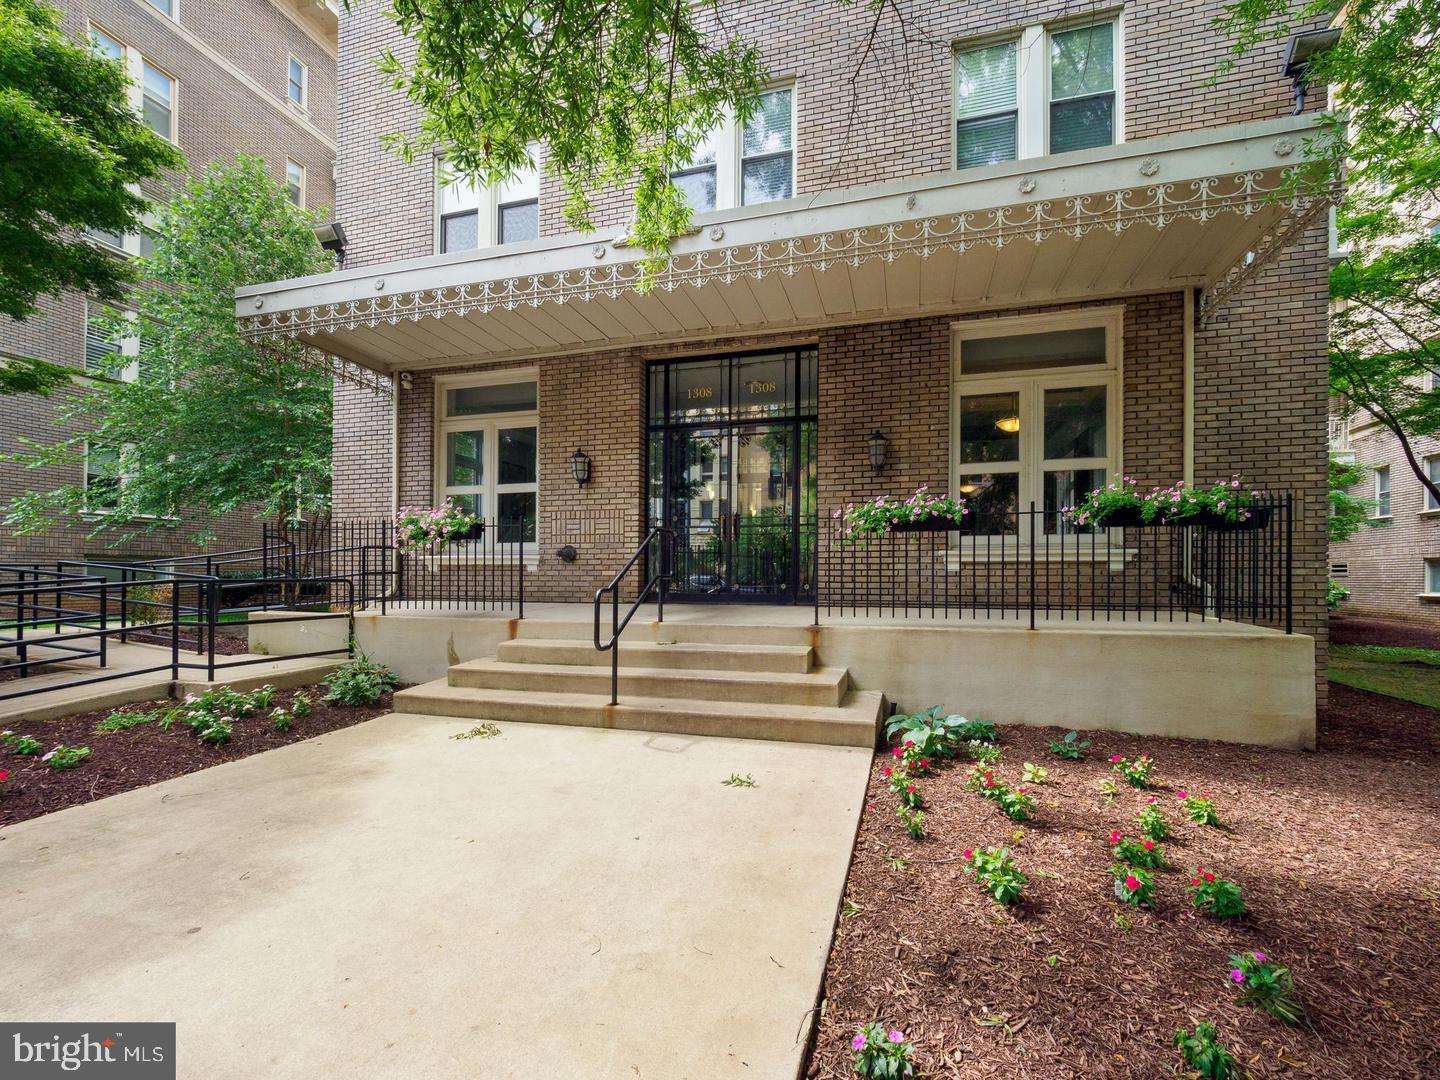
816 496 1293 632
594 527 674 705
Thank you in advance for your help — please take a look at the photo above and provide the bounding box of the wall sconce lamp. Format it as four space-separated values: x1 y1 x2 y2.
1282 26 1341 114
312 221 347 261
867 430 889 474
570 447 592 488
398 372 413 391
994 414 1021 434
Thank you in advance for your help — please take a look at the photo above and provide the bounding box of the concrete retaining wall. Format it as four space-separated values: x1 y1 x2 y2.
818 625 1316 749
352 612 516 684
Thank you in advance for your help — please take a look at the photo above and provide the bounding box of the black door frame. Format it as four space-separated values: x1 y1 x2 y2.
646 348 818 604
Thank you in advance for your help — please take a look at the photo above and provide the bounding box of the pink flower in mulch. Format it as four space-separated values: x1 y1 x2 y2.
1108 831 1122 845
983 778 996 788
1125 875 1141 892
888 1030 905 1044
1191 877 1202 886
883 766 892 777
1017 788 1028 795
0 770 8 782
1176 789 1189 799
1203 872 1215 883
1253 952 1266 962
1142 840 1155 851
852 1033 867 1051
892 746 904 759
905 784 916 793
1109 755 1124 764
1230 969 1245 983
904 740 915 747
918 759 929 768
1145 796 1157 805
963 849 974 859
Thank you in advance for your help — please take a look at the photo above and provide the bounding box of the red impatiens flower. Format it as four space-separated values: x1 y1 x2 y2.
905 784 916 793
1203 872 1215 883
1125 875 1141 891
1142 839 1155 851
1190 877 1202 886
963 848 974 859
882 766 892 777
1108 830 1122 845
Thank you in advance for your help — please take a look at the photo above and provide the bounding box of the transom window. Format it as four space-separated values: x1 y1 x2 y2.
952 310 1122 534
439 152 540 252
953 18 1119 170
436 375 538 545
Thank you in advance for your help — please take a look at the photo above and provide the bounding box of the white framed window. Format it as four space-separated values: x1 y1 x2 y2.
1425 456 1440 512
434 372 539 546
88 199 154 259
286 159 305 207
141 60 175 141
953 17 1120 170
952 307 1123 535
669 83 796 213
84 303 144 380
438 151 540 252
1374 464 1391 517
90 25 176 144
144 0 175 19
1426 558 1440 596
84 443 123 513
288 56 308 109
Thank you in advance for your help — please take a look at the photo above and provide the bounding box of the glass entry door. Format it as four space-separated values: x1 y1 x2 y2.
647 350 818 602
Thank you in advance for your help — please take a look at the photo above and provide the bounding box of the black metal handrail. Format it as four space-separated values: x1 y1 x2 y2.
593 527 674 706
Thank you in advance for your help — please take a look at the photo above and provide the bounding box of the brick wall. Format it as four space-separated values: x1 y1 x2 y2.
0 0 337 564
1331 427 1440 622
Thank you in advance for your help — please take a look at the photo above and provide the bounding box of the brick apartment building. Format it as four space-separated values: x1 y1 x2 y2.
0 0 337 565
1330 413 1440 622
234 0 1336 741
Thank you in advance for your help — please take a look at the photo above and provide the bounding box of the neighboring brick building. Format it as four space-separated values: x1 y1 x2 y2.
237 0 1335 714
1330 415 1440 622
0 0 337 565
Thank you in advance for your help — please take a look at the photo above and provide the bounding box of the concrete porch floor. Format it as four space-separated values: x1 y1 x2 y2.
0 714 871 1080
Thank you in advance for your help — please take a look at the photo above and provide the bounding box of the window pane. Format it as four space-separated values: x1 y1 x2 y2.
451 493 481 517
1376 467 1391 516
742 154 792 205
142 95 171 138
743 88 792 157
85 309 121 370
1050 24 1114 100
1044 468 1106 534
959 392 1021 464
498 492 537 543
1050 95 1114 154
440 174 482 214
1429 560 1440 594
288 58 305 104
441 211 479 253
446 431 483 487
956 114 1018 169
669 359 728 421
648 365 665 424
674 166 717 213
146 0 173 16
141 64 172 137
498 426 537 484
1428 458 1440 510
497 156 540 203
91 29 123 61
445 381 537 416
954 40 1017 118
88 225 125 250
956 473 1019 533
962 327 1106 375
1044 386 1106 459
499 200 538 243
142 63 171 104
86 444 121 510
286 162 304 206
735 353 793 419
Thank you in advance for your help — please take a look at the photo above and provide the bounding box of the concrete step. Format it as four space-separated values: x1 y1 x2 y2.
514 618 815 647
449 658 849 706
495 638 814 674
392 681 884 747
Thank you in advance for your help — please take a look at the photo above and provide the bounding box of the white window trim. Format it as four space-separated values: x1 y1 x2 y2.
287 54 308 111
85 303 142 382
1423 455 1440 513
1423 558 1440 599
286 158 306 208
1373 465 1392 519
671 80 797 214
951 306 1125 537
90 23 177 145
952 13 1123 169
142 0 177 22
432 369 540 559
436 151 541 253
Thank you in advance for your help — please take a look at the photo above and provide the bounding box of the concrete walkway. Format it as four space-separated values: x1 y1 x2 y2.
0 715 871 1080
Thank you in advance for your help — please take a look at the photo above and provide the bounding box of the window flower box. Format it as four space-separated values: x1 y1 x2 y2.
835 485 969 542
1067 477 1269 530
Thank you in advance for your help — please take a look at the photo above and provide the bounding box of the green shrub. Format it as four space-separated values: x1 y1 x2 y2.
1173 1022 1238 1078
14 735 42 755
271 708 293 732
1047 730 1091 760
1229 952 1302 1024
963 845 1028 906
1136 802 1170 841
290 692 311 718
1188 869 1246 919
322 651 400 706
44 745 91 770
95 710 152 733
1112 864 1156 907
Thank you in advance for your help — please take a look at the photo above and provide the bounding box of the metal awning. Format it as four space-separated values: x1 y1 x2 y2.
236 114 1335 379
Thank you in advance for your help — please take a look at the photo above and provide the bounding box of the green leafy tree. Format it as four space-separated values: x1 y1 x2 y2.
1221 1 1440 506
0 0 183 321
5 157 335 541
0 353 72 395
1327 453 1382 544
374 0 767 265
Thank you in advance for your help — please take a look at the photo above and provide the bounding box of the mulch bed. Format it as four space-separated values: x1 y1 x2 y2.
0 684 397 828
1331 614 1440 651
805 685 1440 1079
